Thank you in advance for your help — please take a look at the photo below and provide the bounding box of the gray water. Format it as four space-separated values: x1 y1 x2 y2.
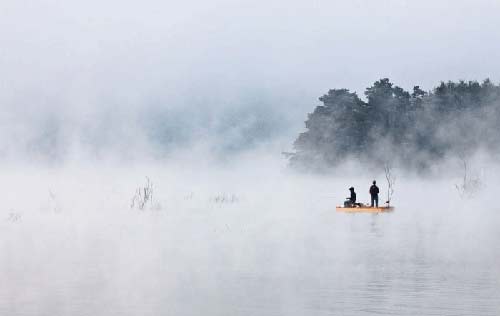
0 167 499 316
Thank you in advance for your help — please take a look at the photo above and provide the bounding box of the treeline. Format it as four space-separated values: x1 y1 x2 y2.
290 78 500 170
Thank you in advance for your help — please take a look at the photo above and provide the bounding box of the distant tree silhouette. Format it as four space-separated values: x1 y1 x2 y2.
292 89 369 167
290 78 500 170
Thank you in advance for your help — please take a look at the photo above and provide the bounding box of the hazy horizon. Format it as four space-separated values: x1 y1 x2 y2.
2 0 500 163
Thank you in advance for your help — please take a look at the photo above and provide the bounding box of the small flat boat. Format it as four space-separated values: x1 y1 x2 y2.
336 205 394 213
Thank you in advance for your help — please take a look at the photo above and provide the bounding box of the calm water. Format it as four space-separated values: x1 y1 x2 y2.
1 181 499 316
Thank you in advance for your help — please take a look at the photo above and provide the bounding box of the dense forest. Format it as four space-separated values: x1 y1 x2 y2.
290 79 500 170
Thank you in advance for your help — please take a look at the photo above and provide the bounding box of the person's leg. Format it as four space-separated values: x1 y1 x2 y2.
375 195 379 207
371 196 374 207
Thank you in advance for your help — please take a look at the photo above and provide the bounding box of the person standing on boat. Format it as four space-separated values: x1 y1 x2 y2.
369 181 379 207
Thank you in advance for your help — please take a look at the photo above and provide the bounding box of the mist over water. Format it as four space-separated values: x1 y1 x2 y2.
1 157 500 315
2 0 500 314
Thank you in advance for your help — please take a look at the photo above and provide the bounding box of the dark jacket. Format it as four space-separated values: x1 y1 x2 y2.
370 184 379 196
350 191 356 203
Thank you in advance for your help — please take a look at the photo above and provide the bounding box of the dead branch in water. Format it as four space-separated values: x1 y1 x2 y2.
455 156 481 198
131 177 154 210
384 162 396 206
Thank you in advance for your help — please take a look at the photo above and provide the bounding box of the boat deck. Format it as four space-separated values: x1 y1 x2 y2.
336 206 394 213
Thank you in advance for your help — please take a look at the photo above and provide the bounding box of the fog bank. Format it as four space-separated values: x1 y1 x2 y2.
1 159 500 315
2 0 500 162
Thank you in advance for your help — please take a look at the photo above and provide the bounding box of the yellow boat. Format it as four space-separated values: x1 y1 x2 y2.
336 205 394 213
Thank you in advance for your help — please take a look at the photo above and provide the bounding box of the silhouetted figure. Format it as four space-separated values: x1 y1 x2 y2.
344 187 357 207
369 180 379 207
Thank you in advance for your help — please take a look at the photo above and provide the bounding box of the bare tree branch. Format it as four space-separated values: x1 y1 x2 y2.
384 162 396 206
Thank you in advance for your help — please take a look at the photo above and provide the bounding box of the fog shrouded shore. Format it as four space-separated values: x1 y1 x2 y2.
290 78 500 172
